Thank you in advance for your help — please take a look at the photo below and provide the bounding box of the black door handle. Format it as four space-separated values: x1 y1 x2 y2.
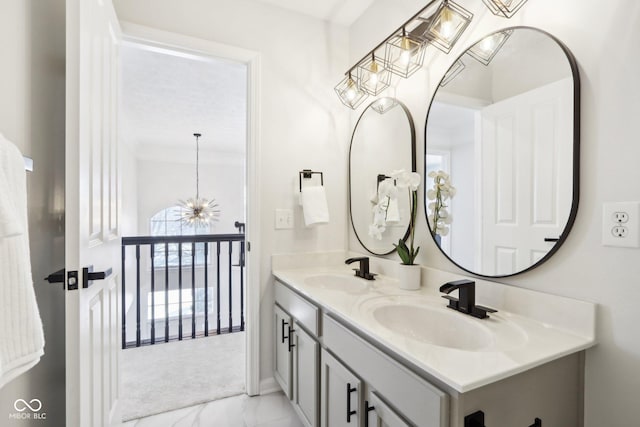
82 266 113 288
45 268 65 284
544 237 559 242
347 383 357 423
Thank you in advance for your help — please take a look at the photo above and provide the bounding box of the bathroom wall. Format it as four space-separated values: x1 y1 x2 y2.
0 0 66 425
112 0 351 391
350 0 640 425
134 155 245 235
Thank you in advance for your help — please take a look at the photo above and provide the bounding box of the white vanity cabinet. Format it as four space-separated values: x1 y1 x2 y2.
323 314 449 427
274 304 293 398
274 282 320 427
293 323 320 426
320 349 362 427
272 266 594 427
365 390 412 427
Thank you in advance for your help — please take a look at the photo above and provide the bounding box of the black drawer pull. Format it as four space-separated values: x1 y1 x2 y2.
281 319 288 343
287 326 296 352
347 383 357 423
364 400 375 427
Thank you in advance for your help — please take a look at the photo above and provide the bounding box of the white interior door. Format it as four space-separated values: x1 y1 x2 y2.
480 79 572 275
65 0 122 426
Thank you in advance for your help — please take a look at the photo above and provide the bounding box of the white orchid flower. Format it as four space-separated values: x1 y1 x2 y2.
427 169 456 237
378 179 398 200
390 169 421 191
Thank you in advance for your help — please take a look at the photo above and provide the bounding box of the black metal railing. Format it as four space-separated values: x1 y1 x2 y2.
121 234 245 349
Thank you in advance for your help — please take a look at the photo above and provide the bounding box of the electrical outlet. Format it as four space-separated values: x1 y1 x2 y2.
275 209 294 229
613 212 629 223
602 202 640 248
611 226 628 238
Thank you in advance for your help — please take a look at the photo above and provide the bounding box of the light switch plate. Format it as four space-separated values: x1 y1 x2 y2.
275 209 294 229
602 202 640 248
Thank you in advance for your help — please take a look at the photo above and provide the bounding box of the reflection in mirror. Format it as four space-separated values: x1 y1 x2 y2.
350 98 416 255
425 27 579 277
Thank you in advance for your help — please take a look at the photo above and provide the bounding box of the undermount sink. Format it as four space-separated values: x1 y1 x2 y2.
304 274 370 293
359 296 528 352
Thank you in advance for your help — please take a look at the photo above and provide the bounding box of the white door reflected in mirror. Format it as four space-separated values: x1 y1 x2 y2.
425 27 579 277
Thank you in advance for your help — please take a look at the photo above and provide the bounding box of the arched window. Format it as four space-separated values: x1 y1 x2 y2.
150 206 210 267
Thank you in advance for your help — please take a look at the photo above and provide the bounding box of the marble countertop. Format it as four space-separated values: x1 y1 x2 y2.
272 257 596 393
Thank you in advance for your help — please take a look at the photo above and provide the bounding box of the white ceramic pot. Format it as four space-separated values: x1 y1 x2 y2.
397 263 421 290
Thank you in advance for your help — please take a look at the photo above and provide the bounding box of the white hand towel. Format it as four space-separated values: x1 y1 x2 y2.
301 186 330 226
385 198 401 223
0 133 44 389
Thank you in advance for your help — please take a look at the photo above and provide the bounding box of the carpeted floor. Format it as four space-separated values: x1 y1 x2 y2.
120 332 246 421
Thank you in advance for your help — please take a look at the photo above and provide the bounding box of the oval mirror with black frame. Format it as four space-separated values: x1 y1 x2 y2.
350 98 416 255
424 27 580 277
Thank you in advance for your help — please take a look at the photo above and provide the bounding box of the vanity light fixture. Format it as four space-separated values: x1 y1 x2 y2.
357 53 391 96
335 0 476 108
177 133 221 226
334 71 369 109
371 97 399 114
466 29 513 65
440 59 465 86
384 28 427 78
482 0 529 18
417 0 473 54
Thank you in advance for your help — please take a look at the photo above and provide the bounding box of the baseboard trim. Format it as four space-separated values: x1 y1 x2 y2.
259 377 280 395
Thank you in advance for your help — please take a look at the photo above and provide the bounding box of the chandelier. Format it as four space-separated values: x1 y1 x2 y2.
178 133 220 226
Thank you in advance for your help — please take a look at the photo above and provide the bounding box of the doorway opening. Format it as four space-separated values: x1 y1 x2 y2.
118 39 250 421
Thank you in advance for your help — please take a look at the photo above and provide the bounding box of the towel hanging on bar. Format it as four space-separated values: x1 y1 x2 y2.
0 134 44 389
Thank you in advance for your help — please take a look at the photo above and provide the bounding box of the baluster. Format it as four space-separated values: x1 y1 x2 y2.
135 245 141 347
164 242 169 342
178 242 183 340
240 239 245 331
121 244 126 349
191 242 196 339
216 241 221 335
228 241 233 333
204 242 209 336
150 244 155 345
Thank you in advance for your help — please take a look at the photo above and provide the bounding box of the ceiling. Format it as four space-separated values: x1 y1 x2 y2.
119 0 375 157
120 44 247 156
252 0 374 26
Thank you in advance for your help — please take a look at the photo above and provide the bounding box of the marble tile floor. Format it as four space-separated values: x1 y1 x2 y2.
117 392 303 427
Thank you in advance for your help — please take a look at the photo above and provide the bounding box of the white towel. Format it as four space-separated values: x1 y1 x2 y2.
301 186 329 226
385 198 401 223
0 133 44 389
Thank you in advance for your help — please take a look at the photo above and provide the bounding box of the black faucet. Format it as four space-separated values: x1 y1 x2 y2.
439 279 497 319
345 257 376 280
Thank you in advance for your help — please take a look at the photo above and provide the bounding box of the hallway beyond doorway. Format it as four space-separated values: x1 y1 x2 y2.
120 333 245 420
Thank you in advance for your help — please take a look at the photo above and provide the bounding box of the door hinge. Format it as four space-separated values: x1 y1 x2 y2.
247 241 251 251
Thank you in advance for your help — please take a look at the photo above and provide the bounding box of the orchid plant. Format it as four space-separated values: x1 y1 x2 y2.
426 170 456 238
367 169 421 265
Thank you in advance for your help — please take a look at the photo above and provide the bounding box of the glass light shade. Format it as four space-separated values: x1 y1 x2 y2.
384 32 426 78
440 59 465 86
371 97 399 114
420 0 473 54
357 55 391 96
335 74 368 109
466 30 513 65
482 0 528 18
